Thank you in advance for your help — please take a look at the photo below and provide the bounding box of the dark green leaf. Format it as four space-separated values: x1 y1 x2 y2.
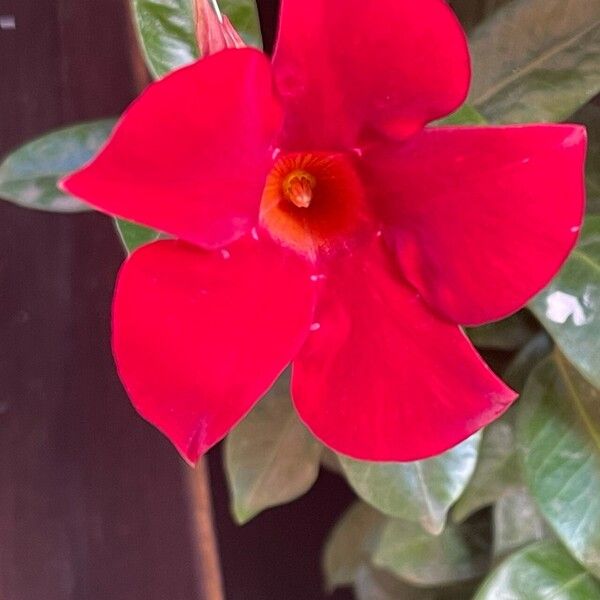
493 486 549 558
530 217 600 388
453 419 519 523
468 0 600 123
322 502 386 592
474 541 600 599
339 434 481 535
518 353 600 577
466 310 539 351
114 219 161 254
0 119 115 213
372 517 490 587
224 372 321 524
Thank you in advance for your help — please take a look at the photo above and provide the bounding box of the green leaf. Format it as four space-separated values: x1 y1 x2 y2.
218 0 262 48
322 502 386 592
224 372 322 524
132 0 262 78
433 104 487 126
503 332 553 392
468 0 600 123
132 0 199 78
339 434 481 535
354 566 434 600
466 310 540 351
114 219 161 254
372 517 490 587
517 353 600 578
0 119 115 213
453 419 519 523
530 217 600 388
474 541 600 600
493 486 549 558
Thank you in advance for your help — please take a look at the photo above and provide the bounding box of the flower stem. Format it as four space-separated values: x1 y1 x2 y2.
184 459 226 600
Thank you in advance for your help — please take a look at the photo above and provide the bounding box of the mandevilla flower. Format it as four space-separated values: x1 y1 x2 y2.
61 0 586 464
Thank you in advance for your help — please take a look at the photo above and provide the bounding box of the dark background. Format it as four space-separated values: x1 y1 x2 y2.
0 0 355 598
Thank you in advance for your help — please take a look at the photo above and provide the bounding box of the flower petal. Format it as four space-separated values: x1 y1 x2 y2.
362 125 587 326
62 48 282 249
272 0 470 151
113 236 316 464
292 240 515 462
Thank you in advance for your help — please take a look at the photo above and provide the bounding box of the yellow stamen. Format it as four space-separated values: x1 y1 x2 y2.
282 170 316 208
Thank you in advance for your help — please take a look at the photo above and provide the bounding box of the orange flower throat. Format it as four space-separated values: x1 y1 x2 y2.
260 152 369 259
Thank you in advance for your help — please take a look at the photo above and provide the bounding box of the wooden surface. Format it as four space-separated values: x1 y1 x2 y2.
0 1 355 598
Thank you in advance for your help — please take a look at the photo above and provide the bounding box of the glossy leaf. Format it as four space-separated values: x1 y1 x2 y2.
493 486 549 558
132 0 199 78
453 419 519 523
530 217 600 388
114 219 161 254
468 0 600 123
322 502 386 591
339 434 481 535
0 120 114 212
466 310 540 351
372 517 490 587
518 353 600 577
224 372 321 524
474 541 600 600
132 0 262 78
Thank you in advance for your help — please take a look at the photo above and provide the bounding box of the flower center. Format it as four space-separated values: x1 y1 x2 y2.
260 152 370 260
282 170 316 208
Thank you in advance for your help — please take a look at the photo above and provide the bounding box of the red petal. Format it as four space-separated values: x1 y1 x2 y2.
362 125 587 326
62 49 282 249
292 240 515 462
113 236 316 464
272 0 470 151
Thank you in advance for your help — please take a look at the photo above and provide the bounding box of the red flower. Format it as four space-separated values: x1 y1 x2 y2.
61 0 586 464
